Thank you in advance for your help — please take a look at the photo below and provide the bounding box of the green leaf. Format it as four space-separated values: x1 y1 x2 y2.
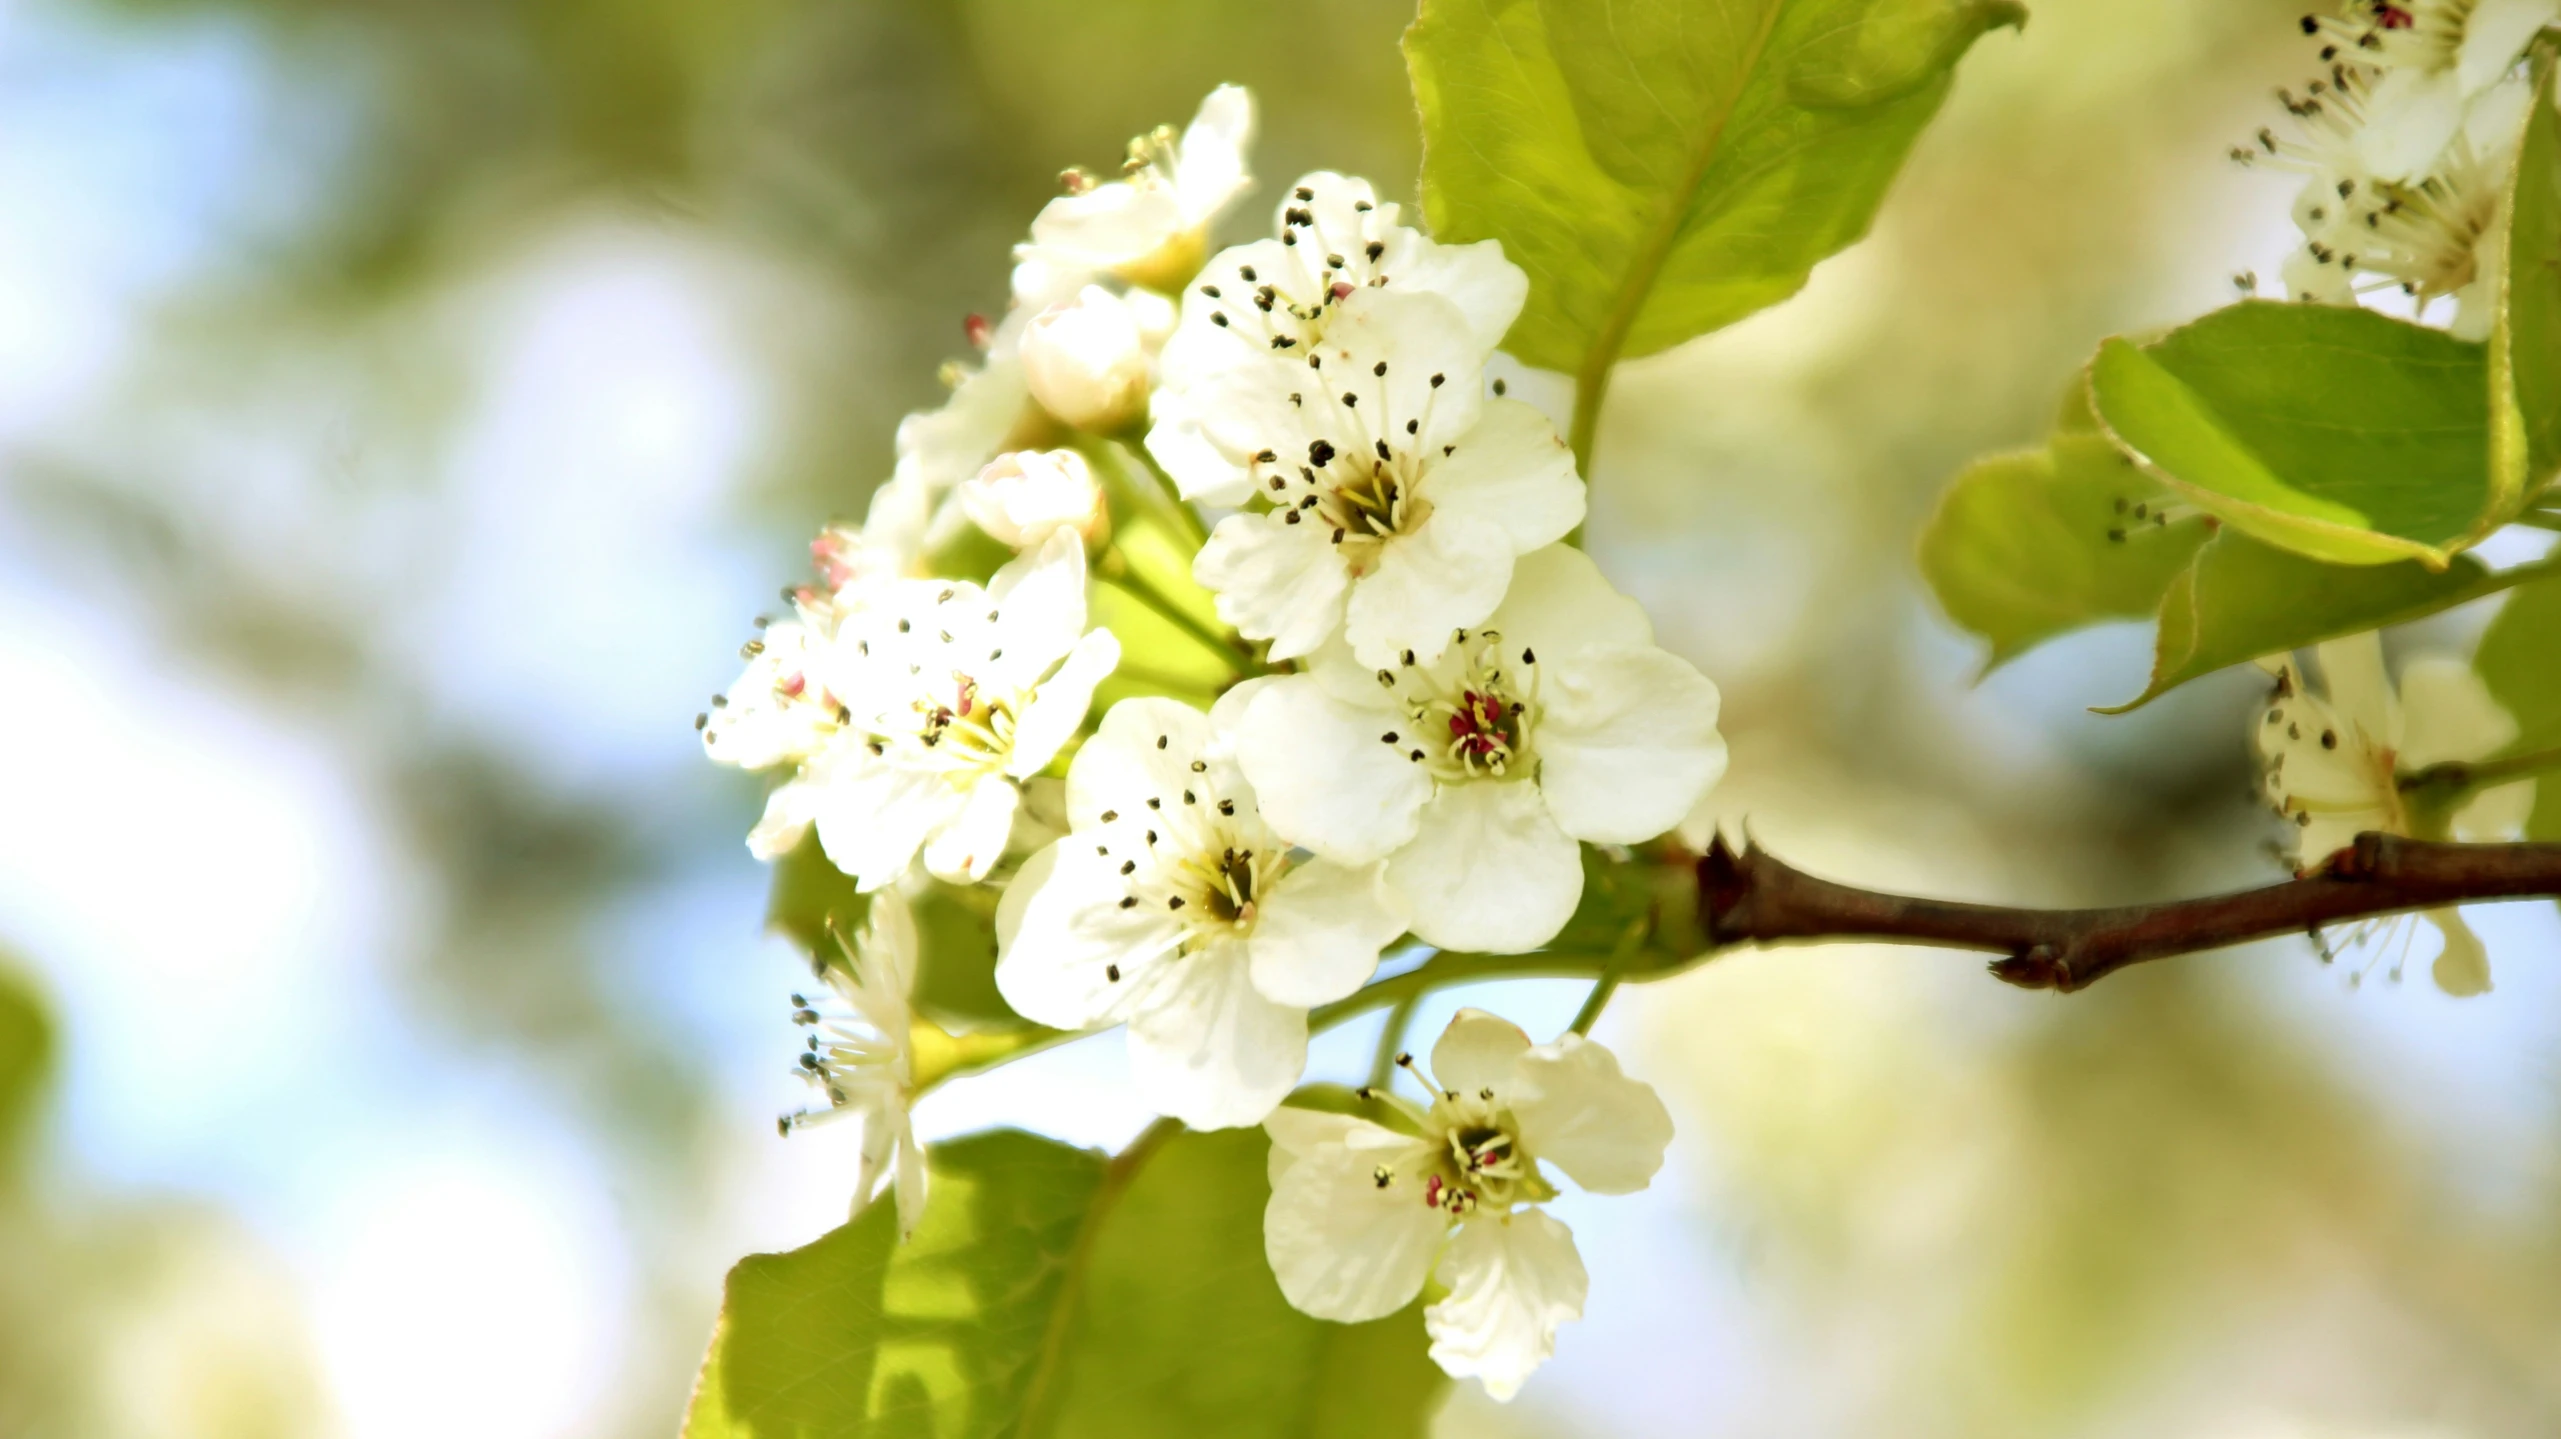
2492 56 2561 516
1405 0 2022 379
685 1128 1443 1439
766 836 1023 1033
2475 574 2561 840
2087 303 2494 567
686 1129 1104 1438
2102 532 2516 712
1920 433 2212 670
1036 1128 1444 1437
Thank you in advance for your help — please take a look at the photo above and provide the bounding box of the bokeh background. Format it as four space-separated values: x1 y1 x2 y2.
5 0 2560 1435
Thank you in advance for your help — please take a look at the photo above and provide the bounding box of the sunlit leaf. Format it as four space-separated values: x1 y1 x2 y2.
2491 57 2561 517
2101 532 2510 712
685 1127 1442 1439
1920 434 2212 670
1405 0 2022 378
2087 303 2494 567
685 1129 1102 1438
2475 574 2561 840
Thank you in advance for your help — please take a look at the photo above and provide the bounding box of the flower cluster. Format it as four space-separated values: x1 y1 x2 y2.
702 86 1725 1399
2253 631 2535 992
2239 0 2555 336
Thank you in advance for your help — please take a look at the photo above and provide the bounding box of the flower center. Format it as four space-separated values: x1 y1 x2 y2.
1364 1054 1557 1215
1194 181 1397 356
1373 629 1540 781
1237 355 1458 569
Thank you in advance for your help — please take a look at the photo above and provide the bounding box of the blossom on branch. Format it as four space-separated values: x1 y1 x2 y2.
2256 632 2533 993
995 690 1408 1129
1263 1009 1674 1400
1239 546 1725 954
780 891 929 1239
1014 84 1257 297
804 532 1120 890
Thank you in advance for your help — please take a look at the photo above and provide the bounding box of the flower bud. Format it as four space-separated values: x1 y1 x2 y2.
1020 286 1150 433
960 450 1107 550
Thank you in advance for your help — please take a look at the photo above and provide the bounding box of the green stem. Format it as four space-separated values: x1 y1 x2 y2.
1366 986 1424 1090
1094 562 1252 674
1567 365 1611 494
1566 968 1623 1037
1309 950 1618 1032
2401 744 2561 796
1118 438 1210 551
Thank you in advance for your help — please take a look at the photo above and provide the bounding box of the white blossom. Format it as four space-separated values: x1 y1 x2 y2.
780 891 929 1239
960 449 1108 550
1148 171 1529 507
2256 632 2533 993
1239 546 1724 954
803 532 1120 890
1263 1009 1673 1401
1020 285 1156 433
702 598 843 775
1015 85 1256 297
1177 287 1582 670
2303 0 2555 178
995 689 1408 1129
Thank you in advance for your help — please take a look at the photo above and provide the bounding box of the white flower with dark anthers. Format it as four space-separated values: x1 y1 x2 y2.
701 599 843 774
2256 632 2533 994
1263 1009 1673 1401
2300 0 2555 179
779 891 929 1239
805 531 1120 890
1148 171 1528 505
2280 75 2529 338
1179 288 1583 671
960 449 1108 551
1239 545 1724 955
1014 85 1256 297
994 690 1408 1130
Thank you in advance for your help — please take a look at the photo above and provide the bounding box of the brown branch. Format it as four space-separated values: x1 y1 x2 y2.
1697 832 2561 992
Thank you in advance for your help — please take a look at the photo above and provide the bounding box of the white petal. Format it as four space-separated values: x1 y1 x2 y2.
2427 907 2494 996
994 840 1056 955
1483 545 1653 657
1263 1117 1447 1322
1389 781 1583 954
1026 183 1186 271
2457 0 2556 94
2314 633 2397 753
812 759 953 891
1265 1104 1365 1185
922 775 1019 884
1425 1209 1588 1402
1006 629 1121 779
1245 859 1407 1007
1429 1008 1531 1098
1174 84 1256 223
1392 238 1528 353
2397 656 2518 770
746 779 821 862
1125 939 1308 1129
985 532 1091 686
1509 1035 1675 1196
1195 512 1352 662
1345 512 1516 671
1064 697 1216 828
2357 69 2469 180
1144 385 1256 507
995 841 1182 1029
862 887 921 1000
1535 648 1728 844
1425 399 1585 553
1237 677 1433 862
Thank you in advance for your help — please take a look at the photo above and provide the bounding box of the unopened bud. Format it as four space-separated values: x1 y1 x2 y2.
1020 285 1150 432
960 449 1107 550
